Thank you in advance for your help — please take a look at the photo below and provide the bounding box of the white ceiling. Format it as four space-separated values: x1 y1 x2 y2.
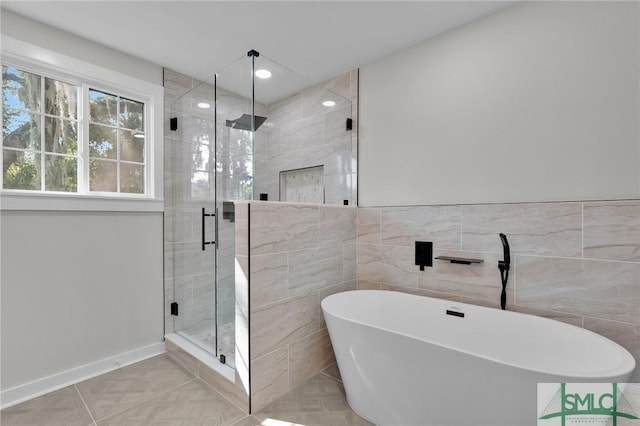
2 1 513 90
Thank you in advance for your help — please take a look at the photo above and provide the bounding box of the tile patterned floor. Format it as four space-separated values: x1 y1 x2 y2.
0 355 368 426
253 373 372 426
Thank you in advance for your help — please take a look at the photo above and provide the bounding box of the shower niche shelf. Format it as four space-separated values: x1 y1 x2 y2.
435 256 484 265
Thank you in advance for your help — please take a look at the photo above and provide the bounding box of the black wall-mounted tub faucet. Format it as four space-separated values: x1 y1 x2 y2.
498 233 511 310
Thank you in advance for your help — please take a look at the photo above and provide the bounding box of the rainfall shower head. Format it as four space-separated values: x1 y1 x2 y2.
225 114 267 131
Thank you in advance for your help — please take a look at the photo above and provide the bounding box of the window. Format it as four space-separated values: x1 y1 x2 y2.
2 65 147 196
2 66 79 192
1 36 163 211
88 89 145 193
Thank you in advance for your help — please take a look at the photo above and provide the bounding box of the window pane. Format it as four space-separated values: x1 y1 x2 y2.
2 109 41 150
3 149 41 190
120 163 144 194
89 124 117 159
45 117 77 155
45 78 78 119
44 154 77 192
89 159 117 192
89 89 117 125
119 98 143 131
120 129 144 163
2 66 41 112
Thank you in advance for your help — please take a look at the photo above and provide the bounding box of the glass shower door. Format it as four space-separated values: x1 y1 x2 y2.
166 50 354 375
167 75 221 362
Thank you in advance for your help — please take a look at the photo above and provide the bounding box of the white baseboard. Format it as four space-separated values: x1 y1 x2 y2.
0 341 166 410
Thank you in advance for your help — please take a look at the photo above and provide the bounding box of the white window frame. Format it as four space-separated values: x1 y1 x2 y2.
0 36 163 212
83 86 148 196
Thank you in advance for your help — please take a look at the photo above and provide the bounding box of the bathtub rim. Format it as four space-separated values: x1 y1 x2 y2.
321 290 636 379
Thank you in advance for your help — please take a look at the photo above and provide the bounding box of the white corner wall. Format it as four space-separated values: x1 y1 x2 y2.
359 1 640 206
0 212 164 391
0 8 162 85
0 10 166 405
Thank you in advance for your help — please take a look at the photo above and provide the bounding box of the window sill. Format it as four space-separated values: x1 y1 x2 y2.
0 192 164 212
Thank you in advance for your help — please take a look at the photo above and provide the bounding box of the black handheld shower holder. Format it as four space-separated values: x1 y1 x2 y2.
498 233 510 310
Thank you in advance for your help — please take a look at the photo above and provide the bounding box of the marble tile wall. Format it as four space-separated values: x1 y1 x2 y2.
356 200 640 380
241 201 357 411
254 70 358 205
234 202 250 398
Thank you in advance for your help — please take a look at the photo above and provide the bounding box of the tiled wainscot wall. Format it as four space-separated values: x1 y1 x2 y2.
357 200 640 380
235 201 357 411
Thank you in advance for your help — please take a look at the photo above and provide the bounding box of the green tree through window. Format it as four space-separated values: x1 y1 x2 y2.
2 65 146 195
89 89 145 194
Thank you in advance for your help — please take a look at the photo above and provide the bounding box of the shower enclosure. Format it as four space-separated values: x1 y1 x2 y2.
164 51 353 377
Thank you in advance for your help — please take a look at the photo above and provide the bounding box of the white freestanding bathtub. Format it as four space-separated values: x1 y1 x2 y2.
322 290 636 426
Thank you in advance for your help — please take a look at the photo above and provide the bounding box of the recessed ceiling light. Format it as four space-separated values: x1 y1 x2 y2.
133 132 145 139
197 102 211 109
255 69 272 79
322 100 336 107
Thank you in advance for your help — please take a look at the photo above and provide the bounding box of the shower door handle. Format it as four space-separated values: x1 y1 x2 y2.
214 207 219 251
202 207 216 251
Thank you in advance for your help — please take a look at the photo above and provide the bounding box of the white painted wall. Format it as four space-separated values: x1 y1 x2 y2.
0 11 166 400
359 2 640 206
0 211 164 390
0 9 163 85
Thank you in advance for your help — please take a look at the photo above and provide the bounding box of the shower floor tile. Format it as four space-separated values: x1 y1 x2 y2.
182 320 235 363
1 356 367 426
